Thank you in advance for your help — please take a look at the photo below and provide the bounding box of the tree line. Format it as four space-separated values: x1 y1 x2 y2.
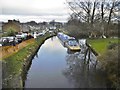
65 0 119 38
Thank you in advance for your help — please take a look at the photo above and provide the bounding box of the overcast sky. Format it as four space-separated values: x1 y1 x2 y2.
0 0 71 23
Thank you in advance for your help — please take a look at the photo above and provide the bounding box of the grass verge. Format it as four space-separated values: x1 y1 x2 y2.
3 33 53 74
87 38 119 55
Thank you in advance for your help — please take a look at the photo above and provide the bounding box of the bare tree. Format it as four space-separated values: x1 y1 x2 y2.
66 0 101 37
91 0 100 24
66 0 101 23
66 0 92 23
104 0 120 36
100 0 107 36
107 0 119 24
66 0 120 37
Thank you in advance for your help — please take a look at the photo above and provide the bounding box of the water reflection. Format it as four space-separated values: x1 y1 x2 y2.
63 51 107 88
24 36 73 88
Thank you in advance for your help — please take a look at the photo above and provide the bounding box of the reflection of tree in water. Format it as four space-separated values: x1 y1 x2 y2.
63 52 107 88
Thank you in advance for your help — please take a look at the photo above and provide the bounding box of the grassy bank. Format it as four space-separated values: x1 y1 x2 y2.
2 33 55 88
87 38 119 55
1 38 35 60
88 38 119 89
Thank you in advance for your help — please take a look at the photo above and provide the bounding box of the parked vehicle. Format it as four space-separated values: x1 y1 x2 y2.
15 35 23 43
0 36 18 46
37 33 44 36
16 33 27 42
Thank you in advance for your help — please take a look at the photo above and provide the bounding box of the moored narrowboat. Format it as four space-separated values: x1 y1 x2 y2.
57 32 80 51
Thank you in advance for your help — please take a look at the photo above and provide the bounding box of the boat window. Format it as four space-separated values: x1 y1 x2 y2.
68 40 78 46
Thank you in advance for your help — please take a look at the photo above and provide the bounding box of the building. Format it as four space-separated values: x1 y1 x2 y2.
0 22 2 33
20 24 30 33
2 20 21 33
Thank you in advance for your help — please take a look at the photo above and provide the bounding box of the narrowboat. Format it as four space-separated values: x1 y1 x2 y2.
65 38 81 51
57 32 80 51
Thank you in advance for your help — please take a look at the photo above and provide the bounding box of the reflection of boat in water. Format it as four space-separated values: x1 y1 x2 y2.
57 32 80 51
67 48 79 54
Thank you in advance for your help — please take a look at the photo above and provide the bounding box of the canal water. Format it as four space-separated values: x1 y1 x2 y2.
24 36 108 88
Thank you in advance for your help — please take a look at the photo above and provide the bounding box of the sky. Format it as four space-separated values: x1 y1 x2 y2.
0 0 71 23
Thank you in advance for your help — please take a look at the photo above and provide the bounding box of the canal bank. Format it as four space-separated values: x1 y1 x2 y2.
87 38 119 89
2 32 56 88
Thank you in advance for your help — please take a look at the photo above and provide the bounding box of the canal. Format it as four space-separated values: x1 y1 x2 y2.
24 36 108 88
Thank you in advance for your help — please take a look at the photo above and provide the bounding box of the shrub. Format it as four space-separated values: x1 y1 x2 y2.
107 42 118 50
7 28 16 36
2 28 16 37
99 45 119 89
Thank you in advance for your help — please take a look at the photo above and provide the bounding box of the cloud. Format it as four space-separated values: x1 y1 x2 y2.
1 0 71 22
1 0 70 16
0 15 69 23
2 7 69 16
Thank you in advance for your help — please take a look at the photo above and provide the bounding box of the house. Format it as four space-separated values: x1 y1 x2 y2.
2 20 21 33
49 20 63 32
20 24 30 33
0 22 2 33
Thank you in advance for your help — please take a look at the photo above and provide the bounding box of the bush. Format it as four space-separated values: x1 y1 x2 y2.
7 29 16 36
99 45 119 89
2 28 16 37
107 42 118 50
